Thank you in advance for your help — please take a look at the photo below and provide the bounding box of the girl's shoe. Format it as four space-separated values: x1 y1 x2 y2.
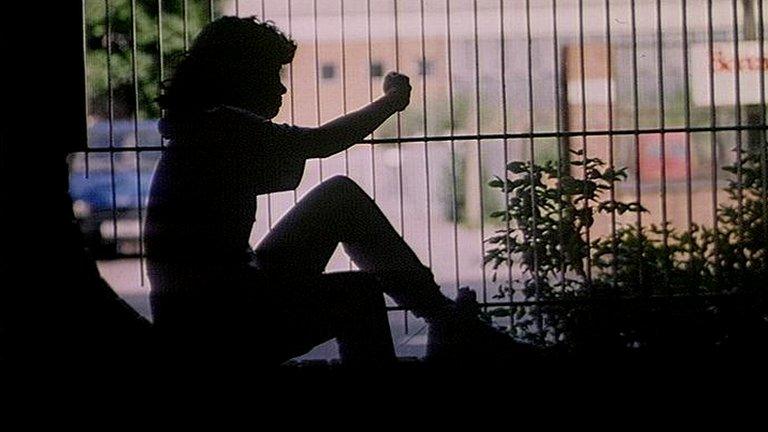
372 266 455 320
425 288 539 366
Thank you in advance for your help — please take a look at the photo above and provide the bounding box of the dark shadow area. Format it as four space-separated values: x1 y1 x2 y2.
1 3 153 379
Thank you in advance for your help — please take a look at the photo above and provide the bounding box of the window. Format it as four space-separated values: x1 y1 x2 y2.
417 59 433 76
321 63 336 80
370 62 384 78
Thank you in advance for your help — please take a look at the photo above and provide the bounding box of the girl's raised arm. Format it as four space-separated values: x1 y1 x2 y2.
301 72 411 159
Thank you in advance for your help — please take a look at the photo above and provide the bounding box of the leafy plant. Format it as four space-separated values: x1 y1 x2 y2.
483 149 644 345
483 144 768 356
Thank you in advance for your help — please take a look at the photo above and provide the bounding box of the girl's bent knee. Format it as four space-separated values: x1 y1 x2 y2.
324 174 356 188
319 175 366 196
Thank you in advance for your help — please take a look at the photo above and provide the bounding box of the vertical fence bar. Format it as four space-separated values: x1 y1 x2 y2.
682 0 696 286
183 0 189 51
129 0 146 283
235 0 239 17
392 0 434 335
394 0 405 243
367 0 377 203
340 0 349 180
499 0 514 328
578 0 593 287
340 0 353 271
732 0 745 243
420 0 433 272
209 0 215 21
313 0 323 181
758 0 768 266
654 0 672 294
105 0 119 258
263 0 273 229
552 0 566 340
682 0 694 238
525 0 543 341
472 0 487 307
656 0 669 264
288 0 298 206
82 0 90 178
392 0 408 331
392 0 408 334
630 0 644 289
392 0 409 334
445 0 460 292
604 0 618 288
707 0 720 281
158 0 166 150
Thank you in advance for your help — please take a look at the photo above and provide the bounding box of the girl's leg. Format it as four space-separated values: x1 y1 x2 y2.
255 175 530 364
253 175 453 318
255 175 422 274
265 271 396 367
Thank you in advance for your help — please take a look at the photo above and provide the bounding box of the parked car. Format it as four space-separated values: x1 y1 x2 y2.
68 120 161 258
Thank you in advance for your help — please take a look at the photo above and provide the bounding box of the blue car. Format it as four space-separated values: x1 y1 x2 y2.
69 120 162 258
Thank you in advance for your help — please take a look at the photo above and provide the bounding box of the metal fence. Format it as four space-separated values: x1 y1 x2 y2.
73 0 767 347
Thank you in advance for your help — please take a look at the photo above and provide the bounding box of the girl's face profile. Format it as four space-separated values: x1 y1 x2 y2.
241 64 286 119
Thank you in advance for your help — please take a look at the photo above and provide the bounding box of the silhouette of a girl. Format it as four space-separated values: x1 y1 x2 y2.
146 16 521 367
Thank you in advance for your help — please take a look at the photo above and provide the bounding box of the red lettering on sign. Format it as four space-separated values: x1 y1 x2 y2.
712 49 767 73
712 50 733 72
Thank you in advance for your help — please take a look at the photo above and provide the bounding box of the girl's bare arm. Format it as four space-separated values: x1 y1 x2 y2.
302 72 411 159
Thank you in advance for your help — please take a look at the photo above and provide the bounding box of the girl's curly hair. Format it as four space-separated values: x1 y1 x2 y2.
157 16 296 113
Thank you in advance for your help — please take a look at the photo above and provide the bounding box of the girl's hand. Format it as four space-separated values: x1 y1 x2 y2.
383 71 411 112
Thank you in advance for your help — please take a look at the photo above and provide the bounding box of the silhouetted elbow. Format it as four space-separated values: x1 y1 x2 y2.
306 127 359 159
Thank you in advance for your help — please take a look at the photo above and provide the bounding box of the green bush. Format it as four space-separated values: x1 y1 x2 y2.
483 145 768 356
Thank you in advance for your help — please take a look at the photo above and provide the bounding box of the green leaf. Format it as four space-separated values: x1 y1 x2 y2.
488 176 505 188
506 161 528 173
